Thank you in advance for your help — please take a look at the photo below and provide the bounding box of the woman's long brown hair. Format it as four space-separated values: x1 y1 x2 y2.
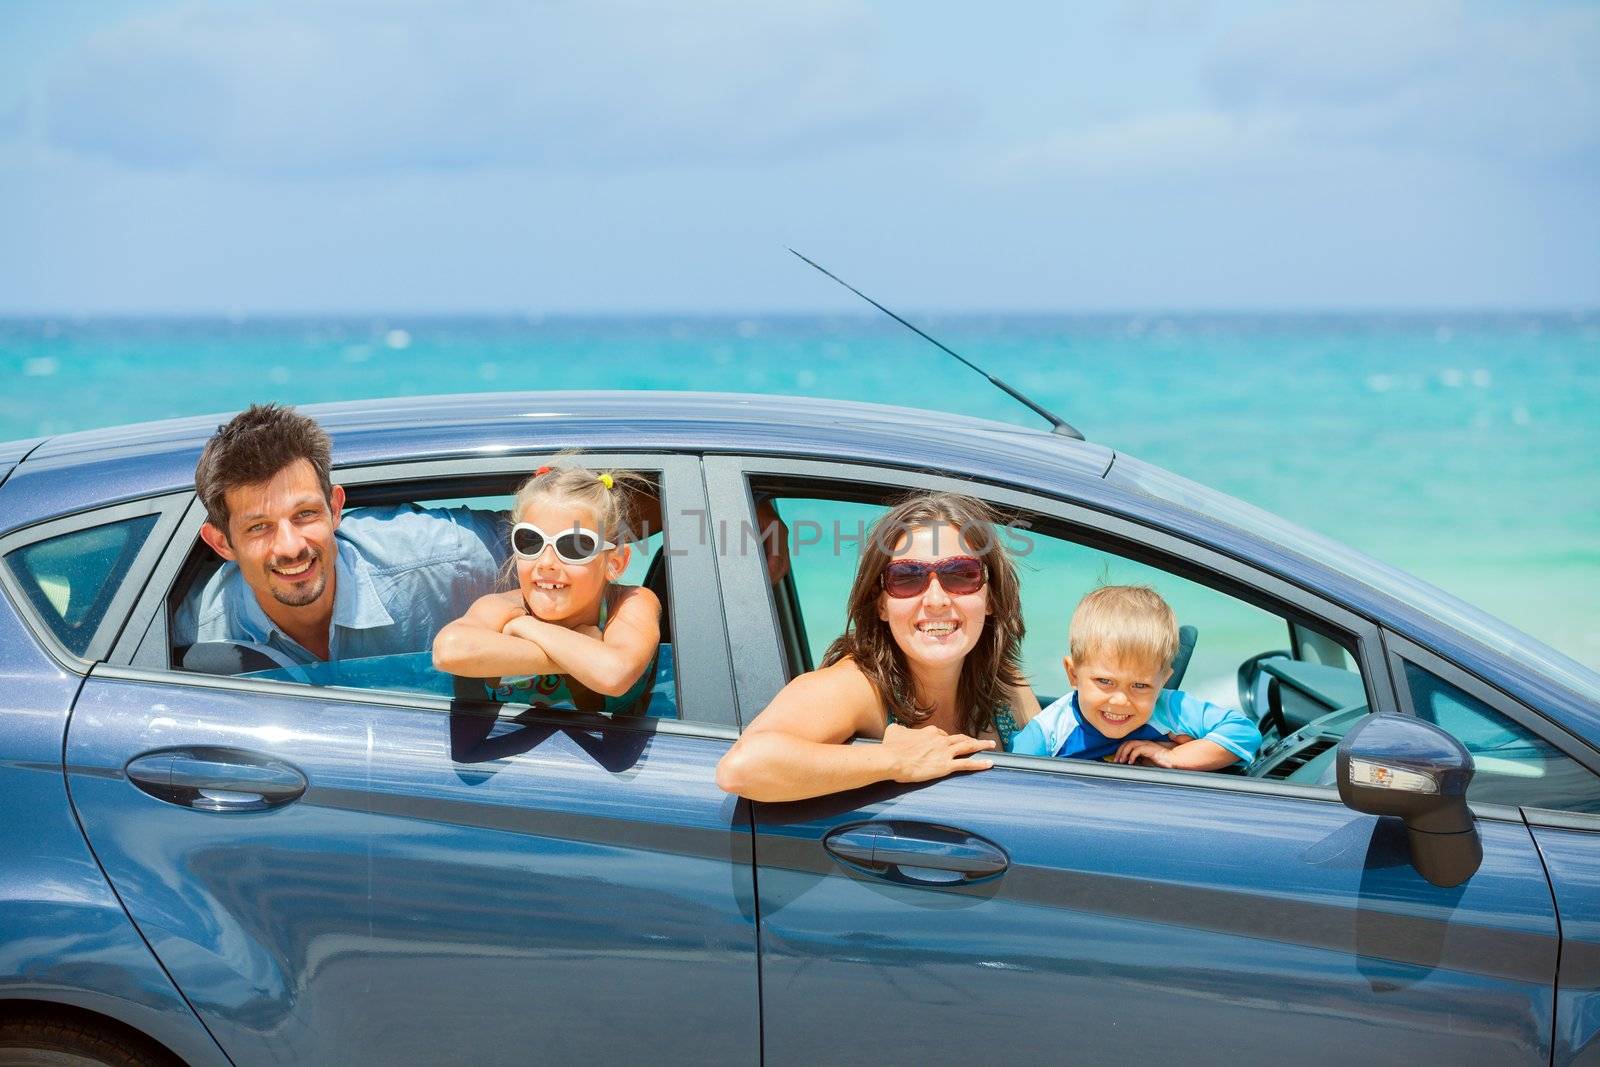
820 492 1026 737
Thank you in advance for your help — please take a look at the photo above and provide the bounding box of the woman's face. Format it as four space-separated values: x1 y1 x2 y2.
515 497 626 623
876 520 991 672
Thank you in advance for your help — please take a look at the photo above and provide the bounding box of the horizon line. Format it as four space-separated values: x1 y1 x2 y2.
1 307 1596 322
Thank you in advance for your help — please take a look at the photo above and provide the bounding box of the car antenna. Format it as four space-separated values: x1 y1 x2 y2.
787 247 1085 440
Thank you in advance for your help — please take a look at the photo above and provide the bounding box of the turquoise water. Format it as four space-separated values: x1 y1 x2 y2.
2 313 1597 672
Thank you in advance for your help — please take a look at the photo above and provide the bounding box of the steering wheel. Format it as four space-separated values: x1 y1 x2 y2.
1237 649 1291 737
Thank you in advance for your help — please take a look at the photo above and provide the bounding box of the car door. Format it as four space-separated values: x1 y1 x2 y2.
1382 634 1600 1067
65 455 760 1067
705 456 1560 1066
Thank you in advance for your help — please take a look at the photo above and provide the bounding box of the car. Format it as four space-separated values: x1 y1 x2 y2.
1 391 1596 1067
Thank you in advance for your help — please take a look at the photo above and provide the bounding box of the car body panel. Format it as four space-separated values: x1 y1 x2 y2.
752 763 1558 1066
0 435 43 493
1530 817 1600 1066
0 583 229 1067
66 672 758 1066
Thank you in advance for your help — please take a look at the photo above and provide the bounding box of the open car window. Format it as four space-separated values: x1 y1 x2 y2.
164 474 683 722
755 482 1373 786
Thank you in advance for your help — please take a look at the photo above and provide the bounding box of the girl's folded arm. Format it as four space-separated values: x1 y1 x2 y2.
432 592 563 678
512 586 662 696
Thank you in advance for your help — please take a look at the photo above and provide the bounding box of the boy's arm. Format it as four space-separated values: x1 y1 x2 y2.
1112 737 1238 770
1156 690 1261 766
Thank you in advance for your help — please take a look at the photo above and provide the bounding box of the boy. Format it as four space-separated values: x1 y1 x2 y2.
1010 585 1260 770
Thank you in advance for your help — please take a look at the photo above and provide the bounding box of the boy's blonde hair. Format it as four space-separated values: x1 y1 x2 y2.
1069 585 1178 670
511 455 650 543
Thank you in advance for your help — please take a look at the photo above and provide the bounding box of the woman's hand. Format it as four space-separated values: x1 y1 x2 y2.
882 723 996 782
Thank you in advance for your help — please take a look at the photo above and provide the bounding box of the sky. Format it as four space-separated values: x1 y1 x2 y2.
1 0 1596 314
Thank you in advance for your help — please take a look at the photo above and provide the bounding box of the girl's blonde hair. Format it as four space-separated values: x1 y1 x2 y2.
1068 585 1178 670
510 455 650 542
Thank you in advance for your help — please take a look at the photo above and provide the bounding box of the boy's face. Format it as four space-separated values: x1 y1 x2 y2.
1065 652 1172 738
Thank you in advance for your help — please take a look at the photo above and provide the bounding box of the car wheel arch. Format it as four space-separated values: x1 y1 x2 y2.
0 999 191 1067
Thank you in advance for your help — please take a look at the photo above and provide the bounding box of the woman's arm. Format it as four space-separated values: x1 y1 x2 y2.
502 586 661 697
431 592 563 678
715 662 996 802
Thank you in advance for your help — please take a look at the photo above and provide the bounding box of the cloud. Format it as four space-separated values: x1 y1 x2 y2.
1205 0 1600 165
34 0 952 176
1003 1 1600 180
996 108 1306 179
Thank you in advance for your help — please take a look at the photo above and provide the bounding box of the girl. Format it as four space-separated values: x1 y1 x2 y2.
432 461 661 714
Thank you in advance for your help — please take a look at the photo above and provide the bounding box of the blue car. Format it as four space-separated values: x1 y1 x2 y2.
1 392 1596 1066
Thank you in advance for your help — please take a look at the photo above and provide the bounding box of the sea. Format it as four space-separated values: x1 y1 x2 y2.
2 312 1597 679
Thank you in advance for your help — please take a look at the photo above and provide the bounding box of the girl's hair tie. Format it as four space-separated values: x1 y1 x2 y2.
535 465 553 477
598 473 614 490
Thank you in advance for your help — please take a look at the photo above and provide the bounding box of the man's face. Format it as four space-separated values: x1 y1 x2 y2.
200 459 344 614
1066 652 1171 738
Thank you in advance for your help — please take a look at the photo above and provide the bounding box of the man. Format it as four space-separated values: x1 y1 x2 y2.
174 404 505 666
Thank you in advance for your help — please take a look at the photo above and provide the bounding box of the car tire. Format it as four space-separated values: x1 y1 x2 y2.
0 1017 176 1067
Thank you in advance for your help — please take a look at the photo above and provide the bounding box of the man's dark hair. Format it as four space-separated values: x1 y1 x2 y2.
196 403 334 535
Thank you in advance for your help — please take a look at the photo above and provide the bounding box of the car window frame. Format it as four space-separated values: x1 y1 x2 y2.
0 493 190 671
1383 628 1600 817
100 452 740 733
706 454 1390 715
700 454 1543 823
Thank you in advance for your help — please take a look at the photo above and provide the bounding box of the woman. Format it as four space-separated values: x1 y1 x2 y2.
716 492 1037 802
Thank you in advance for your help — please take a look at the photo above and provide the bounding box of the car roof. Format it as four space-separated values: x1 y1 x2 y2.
0 392 1115 529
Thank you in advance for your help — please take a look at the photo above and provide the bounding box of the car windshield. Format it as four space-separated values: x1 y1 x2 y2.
1108 453 1600 706
242 648 678 716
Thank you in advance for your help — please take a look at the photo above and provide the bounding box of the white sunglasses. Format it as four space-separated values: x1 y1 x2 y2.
510 522 616 564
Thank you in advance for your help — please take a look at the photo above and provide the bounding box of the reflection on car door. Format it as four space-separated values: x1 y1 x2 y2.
751 765 1557 1065
67 678 755 1066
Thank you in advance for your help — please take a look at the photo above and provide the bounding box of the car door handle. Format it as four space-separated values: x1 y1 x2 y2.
824 821 1009 885
126 748 307 812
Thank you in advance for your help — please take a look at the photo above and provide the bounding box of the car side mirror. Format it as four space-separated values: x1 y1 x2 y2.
1337 713 1482 888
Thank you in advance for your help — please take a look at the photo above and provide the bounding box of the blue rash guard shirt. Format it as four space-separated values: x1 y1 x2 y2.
1010 690 1260 765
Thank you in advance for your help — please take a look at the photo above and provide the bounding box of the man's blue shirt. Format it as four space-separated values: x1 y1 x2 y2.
173 504 508 665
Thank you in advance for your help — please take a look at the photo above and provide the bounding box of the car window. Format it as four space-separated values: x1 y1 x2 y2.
167 476 682 721
1402 659 1600 813
760 487 1372 782
4 514 160 657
